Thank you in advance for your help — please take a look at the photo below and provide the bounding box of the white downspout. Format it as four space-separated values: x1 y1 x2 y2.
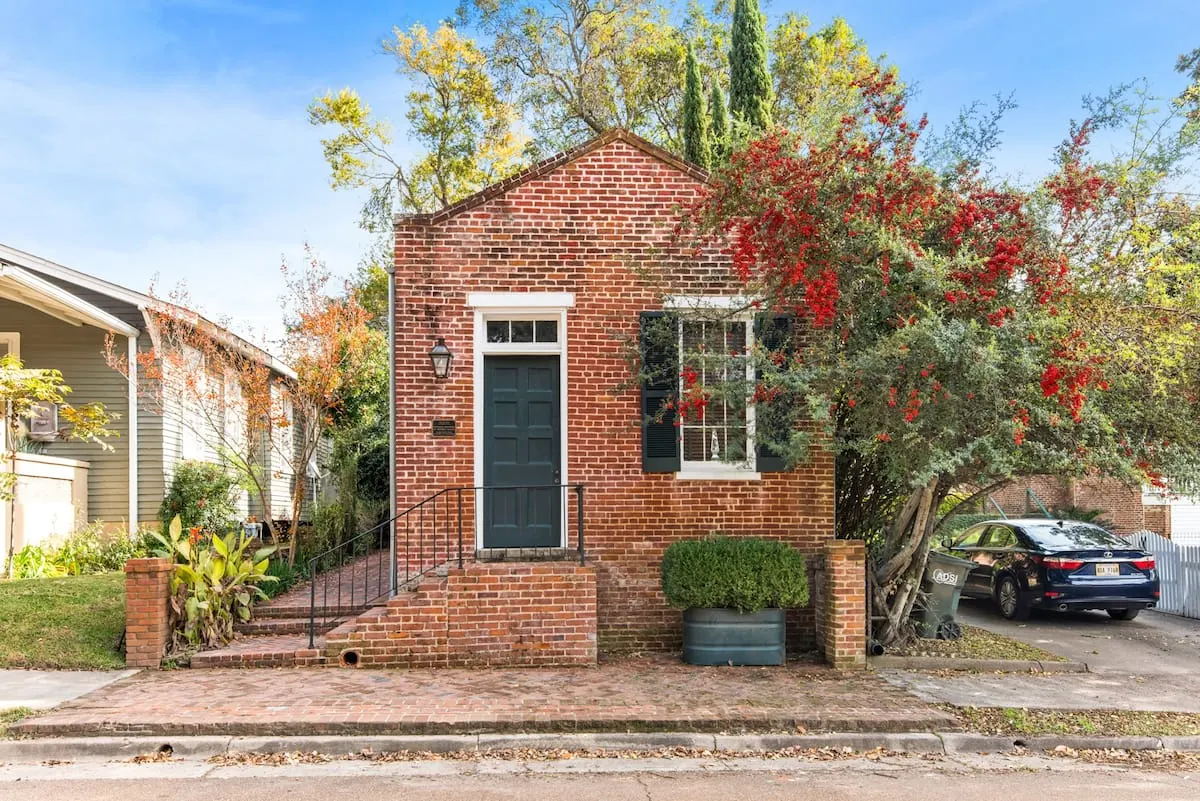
127 333 139 531
387 256 397 595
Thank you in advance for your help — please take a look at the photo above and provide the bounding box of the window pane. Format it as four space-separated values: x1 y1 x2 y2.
535 319 558 342
678 318 752 466
486 321 509 343
511 320 534 342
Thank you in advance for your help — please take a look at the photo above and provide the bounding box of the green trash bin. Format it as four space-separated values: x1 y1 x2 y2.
914 551 977 640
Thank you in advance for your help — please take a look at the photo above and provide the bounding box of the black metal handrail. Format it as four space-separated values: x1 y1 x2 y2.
306 514 396 648
307 483 586 648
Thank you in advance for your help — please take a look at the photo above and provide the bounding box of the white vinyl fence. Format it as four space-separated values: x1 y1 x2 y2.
1130 530 1200 619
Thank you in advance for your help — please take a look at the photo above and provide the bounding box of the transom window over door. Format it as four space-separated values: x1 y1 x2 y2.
486 318 559 344
679 318 752 470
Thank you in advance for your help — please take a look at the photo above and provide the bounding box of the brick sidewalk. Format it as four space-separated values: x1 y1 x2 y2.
10 657 954 737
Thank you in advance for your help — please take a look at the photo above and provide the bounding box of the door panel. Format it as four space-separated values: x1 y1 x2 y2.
483 356 561 548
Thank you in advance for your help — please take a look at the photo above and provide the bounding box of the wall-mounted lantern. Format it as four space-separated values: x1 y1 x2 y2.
429 337 453 380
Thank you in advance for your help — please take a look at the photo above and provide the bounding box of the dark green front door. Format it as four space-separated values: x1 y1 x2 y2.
483 356 561 548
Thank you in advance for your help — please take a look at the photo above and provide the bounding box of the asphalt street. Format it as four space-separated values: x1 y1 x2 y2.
1 756 1197 800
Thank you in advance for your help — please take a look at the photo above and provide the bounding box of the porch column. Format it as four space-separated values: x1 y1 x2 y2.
127 333 138 529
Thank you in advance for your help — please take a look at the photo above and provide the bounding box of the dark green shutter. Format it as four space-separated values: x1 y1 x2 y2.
640 311 680 472
754 314 794 473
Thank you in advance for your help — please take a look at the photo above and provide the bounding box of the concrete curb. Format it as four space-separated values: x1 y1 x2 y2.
870 656 1089 673
3 730 1199 763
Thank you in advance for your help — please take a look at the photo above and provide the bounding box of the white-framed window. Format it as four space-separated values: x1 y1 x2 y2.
677 315 756 477
0 332 19 360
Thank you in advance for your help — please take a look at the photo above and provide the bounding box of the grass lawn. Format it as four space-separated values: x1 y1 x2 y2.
952 705 1200 737
0 572 125 669
0 707 33 737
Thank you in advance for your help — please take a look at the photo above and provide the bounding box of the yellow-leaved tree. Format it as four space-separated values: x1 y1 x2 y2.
308 22 524 227
1 354 116 575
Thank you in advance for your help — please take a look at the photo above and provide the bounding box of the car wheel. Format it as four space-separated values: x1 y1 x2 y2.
1108 608 1140 621
996 575 1031 620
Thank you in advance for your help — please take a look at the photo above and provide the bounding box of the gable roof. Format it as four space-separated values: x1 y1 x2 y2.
0 262 139 337
0 243 296 380
394 129 712 228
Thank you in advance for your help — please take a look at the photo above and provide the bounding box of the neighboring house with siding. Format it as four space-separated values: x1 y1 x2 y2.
0 243 314 564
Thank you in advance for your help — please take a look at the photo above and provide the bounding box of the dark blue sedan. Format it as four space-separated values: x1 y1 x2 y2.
944 519 1160 621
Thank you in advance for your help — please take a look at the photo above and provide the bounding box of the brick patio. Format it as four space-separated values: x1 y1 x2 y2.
10 657 954 737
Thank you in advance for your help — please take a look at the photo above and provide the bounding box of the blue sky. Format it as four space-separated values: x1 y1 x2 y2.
1 0 1197 342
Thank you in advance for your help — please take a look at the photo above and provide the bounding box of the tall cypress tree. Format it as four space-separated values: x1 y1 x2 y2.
728 0 773 133
709 83 730 167
681 42 710 168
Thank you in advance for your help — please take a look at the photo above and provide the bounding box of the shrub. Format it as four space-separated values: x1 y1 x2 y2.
52 523 147 575
149 516 276 648
10 545 66 579
261 558 304 599
661 536 810 614
159 461 241 534
299 500 353 569
1050 505 1115 531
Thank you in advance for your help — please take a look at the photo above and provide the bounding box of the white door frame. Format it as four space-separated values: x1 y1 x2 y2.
468 293 573 550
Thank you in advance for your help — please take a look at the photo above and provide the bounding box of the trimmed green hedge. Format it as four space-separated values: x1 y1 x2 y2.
661 536 810 614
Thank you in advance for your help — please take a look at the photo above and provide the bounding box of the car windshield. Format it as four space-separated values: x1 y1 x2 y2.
1020 521 1128 550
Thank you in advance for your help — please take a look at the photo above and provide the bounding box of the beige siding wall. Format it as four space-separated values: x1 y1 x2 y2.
0 298 133 524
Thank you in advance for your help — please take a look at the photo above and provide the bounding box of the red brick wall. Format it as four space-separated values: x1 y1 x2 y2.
393 135 835 654
124 557 172 668
1071 479 1145 534
993 476 1145 535
822 540 866 670
327 562 596 667
990 476 1071 516
1144 503 1170 537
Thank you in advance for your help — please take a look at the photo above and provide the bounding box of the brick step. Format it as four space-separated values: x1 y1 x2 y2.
190 634 327 669
234 617 343 636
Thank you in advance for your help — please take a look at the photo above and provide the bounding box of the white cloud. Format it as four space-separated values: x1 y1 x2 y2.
0 64 374 344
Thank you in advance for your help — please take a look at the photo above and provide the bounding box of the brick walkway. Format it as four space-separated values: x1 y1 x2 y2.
10 657 954 737
259 548 391 613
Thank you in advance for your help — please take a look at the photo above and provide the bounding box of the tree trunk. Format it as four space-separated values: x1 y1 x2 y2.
870 478 947 645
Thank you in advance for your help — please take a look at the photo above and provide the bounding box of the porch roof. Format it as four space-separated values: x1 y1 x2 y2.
0 262 139 337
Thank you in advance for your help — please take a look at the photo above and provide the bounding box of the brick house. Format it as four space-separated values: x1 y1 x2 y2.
378 130 842 664
123 130 867 671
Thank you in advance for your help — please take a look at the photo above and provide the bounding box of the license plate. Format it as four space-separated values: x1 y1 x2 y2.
1095 563 1120 577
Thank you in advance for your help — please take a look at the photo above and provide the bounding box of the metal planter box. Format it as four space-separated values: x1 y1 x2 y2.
681 607 786 666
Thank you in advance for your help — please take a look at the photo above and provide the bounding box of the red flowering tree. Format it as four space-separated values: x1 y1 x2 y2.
682 69 1200 642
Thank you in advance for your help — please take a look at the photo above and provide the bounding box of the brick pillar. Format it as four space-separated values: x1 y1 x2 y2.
823 540 867 670
124 557 172 668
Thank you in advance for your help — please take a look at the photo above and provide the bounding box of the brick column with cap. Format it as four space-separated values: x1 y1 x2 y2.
823 539 867 670
124 557 172 668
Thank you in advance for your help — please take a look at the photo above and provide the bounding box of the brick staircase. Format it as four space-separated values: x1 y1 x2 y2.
190 552 394 669
188 559 597 669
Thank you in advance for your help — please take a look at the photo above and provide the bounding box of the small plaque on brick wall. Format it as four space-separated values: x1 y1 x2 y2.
432 419 457 438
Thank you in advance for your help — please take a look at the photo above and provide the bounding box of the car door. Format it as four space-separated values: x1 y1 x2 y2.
982 525 1020 594
947 525 991 598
